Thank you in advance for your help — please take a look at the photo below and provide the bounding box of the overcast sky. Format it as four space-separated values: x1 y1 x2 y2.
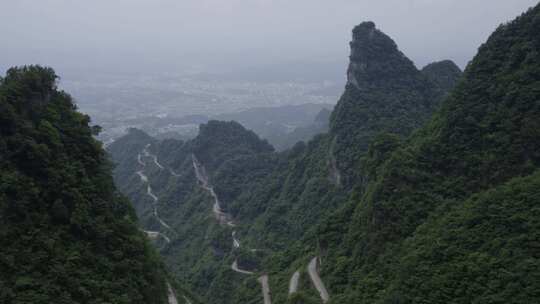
1 0 538 74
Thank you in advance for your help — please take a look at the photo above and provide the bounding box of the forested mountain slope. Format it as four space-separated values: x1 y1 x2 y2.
0 66 173 304
228 21 461 254
108 120 279 303
421 60 463 93
111 4 540 303
108 22 461 304
319 5 540 303
329 21 458 187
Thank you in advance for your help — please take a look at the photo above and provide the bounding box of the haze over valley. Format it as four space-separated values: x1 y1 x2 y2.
1 1 539 304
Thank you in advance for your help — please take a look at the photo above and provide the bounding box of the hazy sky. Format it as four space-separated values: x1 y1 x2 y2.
1 0 538 74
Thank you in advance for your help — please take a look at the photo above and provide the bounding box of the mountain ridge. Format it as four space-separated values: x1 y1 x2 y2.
0 66 173 304
108 20 463 304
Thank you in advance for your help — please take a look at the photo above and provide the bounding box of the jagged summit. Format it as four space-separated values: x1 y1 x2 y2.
347 21 417 88
330 22 446 187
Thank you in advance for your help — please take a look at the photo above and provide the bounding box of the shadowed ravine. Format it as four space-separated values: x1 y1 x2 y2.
136 147 330 303
192 154 274 303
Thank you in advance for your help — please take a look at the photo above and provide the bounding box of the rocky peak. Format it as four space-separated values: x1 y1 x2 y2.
330 22 444 188
347 22 418 89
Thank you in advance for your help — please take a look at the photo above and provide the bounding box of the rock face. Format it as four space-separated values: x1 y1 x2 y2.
331 21 444 187
347 21 418 89
327 5 540 303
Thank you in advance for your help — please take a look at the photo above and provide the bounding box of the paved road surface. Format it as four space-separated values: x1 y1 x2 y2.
308 257 330 303
192 154 234 226
231 260 254 275
288 270 300 295
167 283 178 304
258 275 272 304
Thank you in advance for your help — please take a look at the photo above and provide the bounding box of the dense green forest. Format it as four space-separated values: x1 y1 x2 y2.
322 6 540 301
108 17 464 304
6 4 538 304
108 3 539 304
0 66 174 303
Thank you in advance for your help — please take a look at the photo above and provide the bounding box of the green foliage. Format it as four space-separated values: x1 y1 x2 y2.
191 120 274 171
421 60 463 93
390 171 540 303
108 5 540 304
287 292 320 304
108 120 278 304
108 20 463 304
0 66 168 304
329 21 454 187
319 5 540 303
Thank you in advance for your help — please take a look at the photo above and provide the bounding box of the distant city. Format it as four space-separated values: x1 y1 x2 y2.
61 67 344 147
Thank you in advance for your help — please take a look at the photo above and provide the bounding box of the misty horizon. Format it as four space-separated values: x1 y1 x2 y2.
1 0 538 76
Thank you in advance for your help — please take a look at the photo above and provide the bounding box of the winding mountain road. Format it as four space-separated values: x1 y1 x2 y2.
136 171 148 182
192 154 234 226
147 184 172 230
143 144 164 170
137 147 199 303
141 150 327 304
308 257 330 303
136 147 173 237
192 153 275 304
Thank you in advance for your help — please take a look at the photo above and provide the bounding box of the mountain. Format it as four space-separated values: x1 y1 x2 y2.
230 21 459 251
10 4 538 304
421 59 463 93
109 4 540 303
330 21 451 187
108 21 462 304
0 66 173 303
319 5 540 303
108 120 279 303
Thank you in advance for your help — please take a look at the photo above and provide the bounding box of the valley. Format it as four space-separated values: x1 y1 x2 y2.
108 8 540 303
3 2 539 304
